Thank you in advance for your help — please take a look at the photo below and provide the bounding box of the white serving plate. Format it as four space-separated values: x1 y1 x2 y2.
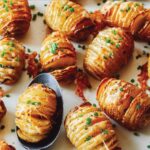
0 0 150 150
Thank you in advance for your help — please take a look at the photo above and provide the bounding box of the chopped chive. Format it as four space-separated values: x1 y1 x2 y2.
5 94 10 97
69 7 74 12
85 136 92 141
30 5 35 10
147 145 150 149
120 88 123 92
130 96 134 102
86 117 92 125
101 129 109 134
32 14 37 21
93 104 97 107
11 129 15 132
134 132 139 136
50 43 58 54
37 12 43 17
130 79 135 83
94 112 98 117
136 103 141 110
116 43 120 48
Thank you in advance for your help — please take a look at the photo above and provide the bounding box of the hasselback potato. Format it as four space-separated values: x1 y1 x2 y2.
45 0 95 41
84 27 134 80
97 78 150 130
0 141 15 150
0 37 25 85
0 0 31 36
0 100 6 122
65 102 118 150
40 32 77 84
15 83 57 143
101 1 146 35
138 10 150 42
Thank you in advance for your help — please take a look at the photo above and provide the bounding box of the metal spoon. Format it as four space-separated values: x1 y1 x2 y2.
16 73 63 150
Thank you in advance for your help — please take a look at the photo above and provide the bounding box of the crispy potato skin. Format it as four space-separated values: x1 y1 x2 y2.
84 27 134 80
138 10 150 42
40 32 77 84
0 37 25 85
15 84 57 143
0 141 15 150
45 0 95 42
97 78 150 130
0 100 6 122
64 102 118 150
101 1 146 35
0 0 31 36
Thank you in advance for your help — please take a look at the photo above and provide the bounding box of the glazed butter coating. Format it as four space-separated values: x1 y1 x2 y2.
0 0 31 36
45 0 94 41
84 27 134 80
0 38 25 85
0 141 15 150
40 32 77 83
97 78 150 130
65 102 118 150
15 84 57 143
101 1 145 35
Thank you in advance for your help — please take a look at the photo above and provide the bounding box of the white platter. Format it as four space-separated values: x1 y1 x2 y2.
0 0 150 150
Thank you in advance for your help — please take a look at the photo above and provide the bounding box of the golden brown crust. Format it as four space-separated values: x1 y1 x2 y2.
0 100 6 122
45 0 95 42
96 78 150 130
84 27 134 80
0 0 31 36
0 141 15 150
50 65 77 84
101 1 146 35
40 32 77 84
64 102 118 150
0 37 25 85
15 84 57 143
138 10 150 42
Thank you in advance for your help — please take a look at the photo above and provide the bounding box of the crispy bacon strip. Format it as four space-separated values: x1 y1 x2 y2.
74 69 91 101
26 52 41 78
137 63 149 90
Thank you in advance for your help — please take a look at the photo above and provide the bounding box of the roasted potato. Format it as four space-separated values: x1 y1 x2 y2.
84 27 134 80
45 0 95 42
138 10 150 42
40 32 77 84
101 1 146 35
65 102 118 150
0 100 6 122
0 38 25 85
0 0 31 36
0 141 15 150
97 78 150 130
15 83 57 143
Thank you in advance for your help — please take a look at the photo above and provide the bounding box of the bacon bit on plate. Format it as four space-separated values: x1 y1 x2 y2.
137 63 149 90
26 51 41 78
74 69 91 102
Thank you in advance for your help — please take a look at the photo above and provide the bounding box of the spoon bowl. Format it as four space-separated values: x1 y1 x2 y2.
16 73 63 150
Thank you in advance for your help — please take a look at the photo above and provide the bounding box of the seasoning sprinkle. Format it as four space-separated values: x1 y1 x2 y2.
94 112 98 117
